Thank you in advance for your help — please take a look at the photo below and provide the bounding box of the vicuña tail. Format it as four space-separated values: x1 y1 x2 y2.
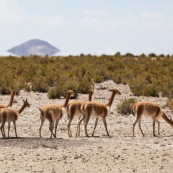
162 112 173 126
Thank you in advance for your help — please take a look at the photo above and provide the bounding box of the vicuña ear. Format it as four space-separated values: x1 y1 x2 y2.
38 107 44 113
109 89 114 92
21 97 25 102
88 89 94 93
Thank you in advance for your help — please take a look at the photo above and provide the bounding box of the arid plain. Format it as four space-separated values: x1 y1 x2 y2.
0 80 173 173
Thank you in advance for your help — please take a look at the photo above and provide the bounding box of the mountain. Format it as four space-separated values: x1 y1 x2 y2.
8 39 60 56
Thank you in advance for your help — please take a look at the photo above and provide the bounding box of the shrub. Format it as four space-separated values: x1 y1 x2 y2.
148 53 156 57
31 77 49 93
47 84 65 99
64 80 79 99
168 99 173 111
0 53 173 100
77 80 93 93
117 98 137 116
124 53 134 58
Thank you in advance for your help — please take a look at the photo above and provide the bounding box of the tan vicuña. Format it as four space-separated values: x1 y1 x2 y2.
66 89 94 137
38 90 73 138
78 89 121 137
0 98 30 138
132 101 173 137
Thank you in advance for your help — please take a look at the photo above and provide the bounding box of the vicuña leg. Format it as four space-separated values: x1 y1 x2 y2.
8 122 10 138
156 120 160 135
152 119 159 137
84 115 90 137
39 118 45 138
13 121 17 138
138 119 145 137
54 119 60 138
67 113 75 137
92 118 99 137
102 117 110 137
49 121 55 138
76 115 85 137
1 121 6 138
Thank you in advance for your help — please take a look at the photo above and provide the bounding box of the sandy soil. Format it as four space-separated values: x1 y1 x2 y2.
0 80 173 173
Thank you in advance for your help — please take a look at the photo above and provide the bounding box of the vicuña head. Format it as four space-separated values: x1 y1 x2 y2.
62 90 74 108
7 90 16 108
88 88 94 101
109 88 121 94
18 98 30 114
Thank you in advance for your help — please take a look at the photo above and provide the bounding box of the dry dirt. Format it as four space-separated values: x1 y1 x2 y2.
0 80 173 173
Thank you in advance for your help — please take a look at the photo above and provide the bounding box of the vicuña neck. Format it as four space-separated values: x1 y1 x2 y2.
162 112 173 125
105 91 116 107
6 91 15 107
63 93 71 108
88 92 93 101
18 103 27 114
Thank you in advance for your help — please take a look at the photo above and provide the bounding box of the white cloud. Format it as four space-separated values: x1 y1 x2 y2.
0 0 65 29
27 15 65 30
0 0 26 21
79 9 114 32
79 16 102 30
83 9 106 17
141 11 163 21
79 9 167 32
114 11 165 30
121 15 139 29
139 11 164 29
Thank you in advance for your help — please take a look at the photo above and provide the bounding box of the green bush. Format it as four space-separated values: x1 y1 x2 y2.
48 85 65 99
168 99 173 111
117 98 137 116
0 54 173 99
32 77 49 93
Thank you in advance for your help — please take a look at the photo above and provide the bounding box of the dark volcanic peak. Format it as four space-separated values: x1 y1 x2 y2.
8 39 60 56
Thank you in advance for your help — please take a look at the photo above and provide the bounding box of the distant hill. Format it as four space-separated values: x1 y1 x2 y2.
8 39 60 56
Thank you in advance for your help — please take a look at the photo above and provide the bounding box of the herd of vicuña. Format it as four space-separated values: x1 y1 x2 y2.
0 89 173 139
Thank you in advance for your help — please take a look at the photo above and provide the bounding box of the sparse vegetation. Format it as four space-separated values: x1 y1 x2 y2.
117 98 137 115
168 99 173 111
0 54 173 99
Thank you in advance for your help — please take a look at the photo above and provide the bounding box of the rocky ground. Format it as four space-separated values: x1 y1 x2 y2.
0 80 173 173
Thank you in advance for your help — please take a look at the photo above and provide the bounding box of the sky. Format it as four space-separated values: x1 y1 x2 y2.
1 0 173 56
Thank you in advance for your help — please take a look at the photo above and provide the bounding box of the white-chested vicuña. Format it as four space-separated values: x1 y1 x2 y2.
78 89 121 137
0 98 30 138
132 101 173 137
38 90 73 138
66 89 94 137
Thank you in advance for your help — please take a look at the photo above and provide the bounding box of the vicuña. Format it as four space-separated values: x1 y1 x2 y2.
78 88 121 137
0 98 30 138
132 101 173 137
66 89 94 137
38 90 73 138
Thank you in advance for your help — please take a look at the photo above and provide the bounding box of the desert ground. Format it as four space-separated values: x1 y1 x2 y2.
0 80 173 173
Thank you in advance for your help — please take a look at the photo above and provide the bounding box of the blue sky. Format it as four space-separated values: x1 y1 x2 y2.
1 0 173 55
